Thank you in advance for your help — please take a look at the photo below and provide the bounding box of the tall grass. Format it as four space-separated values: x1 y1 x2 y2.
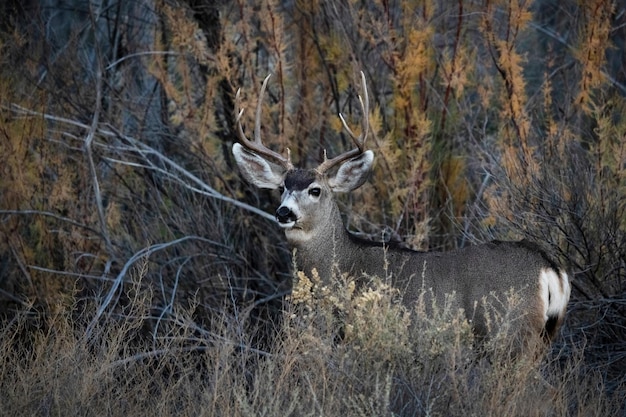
0 268 624 416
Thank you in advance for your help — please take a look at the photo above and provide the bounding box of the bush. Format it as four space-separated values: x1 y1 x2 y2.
1 269 624 416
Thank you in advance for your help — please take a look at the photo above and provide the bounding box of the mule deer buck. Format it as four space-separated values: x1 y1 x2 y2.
232 72 570 346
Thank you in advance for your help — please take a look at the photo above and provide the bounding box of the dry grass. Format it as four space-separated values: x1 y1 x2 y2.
1 270 623 417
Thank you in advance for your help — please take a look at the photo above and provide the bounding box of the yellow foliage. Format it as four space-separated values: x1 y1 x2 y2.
590 99 626 189
0 91 46 211
494 38 529 143
574 0 614 112
509 0 533 28
161 4 212 66
441 156 470 218
397 26 435 85
441 45 471 96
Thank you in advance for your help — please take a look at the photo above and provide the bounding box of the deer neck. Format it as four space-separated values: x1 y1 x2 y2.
287 202 352 282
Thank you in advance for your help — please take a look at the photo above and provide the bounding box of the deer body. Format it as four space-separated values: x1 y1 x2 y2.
232 73 570 344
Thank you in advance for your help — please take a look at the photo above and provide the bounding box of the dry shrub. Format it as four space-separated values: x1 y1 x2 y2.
2 267 623 416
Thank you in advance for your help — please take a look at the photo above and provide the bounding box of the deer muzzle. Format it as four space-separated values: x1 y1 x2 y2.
276 205 297 227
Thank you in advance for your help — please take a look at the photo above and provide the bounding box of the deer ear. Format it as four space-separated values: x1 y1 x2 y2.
328 150 374 193
232 143 286 189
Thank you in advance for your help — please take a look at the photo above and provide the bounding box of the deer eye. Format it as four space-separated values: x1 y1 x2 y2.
278 186 285 194
309 187 321 197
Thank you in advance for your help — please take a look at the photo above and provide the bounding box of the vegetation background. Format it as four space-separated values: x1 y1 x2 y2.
0 0 624 415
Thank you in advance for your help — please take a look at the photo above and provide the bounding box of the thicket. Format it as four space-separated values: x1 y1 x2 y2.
0 0 624 415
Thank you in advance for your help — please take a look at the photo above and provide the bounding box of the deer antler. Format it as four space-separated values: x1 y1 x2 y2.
235 74 293 170
316 71 370 174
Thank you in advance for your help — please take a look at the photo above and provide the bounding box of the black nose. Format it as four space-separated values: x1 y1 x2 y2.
276 206 297 223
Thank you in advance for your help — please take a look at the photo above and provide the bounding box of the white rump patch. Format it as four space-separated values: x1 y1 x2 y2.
539 268 571 321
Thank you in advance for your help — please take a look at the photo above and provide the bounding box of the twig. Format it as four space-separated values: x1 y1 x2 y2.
85 3 112 255
27 265 116 282
0 209 102 236
84 236 225 340
152 257 190 340
0 288 30 307
105 51 181 71
102 339 273 373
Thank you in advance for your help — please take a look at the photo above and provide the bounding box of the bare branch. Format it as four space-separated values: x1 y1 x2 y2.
0 209 103 236
85 236 225 340
5 105 277 223
84 3 112 254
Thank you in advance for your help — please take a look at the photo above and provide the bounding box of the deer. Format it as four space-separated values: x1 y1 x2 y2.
231 72 570 348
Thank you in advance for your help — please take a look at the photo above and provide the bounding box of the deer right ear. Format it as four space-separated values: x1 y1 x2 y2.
232 143 286 189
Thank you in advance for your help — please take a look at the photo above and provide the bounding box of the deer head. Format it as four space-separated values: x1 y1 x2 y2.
232 72 373 245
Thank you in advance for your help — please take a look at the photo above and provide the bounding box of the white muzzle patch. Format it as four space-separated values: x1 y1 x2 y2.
276 194 301 229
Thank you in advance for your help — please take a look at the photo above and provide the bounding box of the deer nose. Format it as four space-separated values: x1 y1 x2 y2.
276 206 297 224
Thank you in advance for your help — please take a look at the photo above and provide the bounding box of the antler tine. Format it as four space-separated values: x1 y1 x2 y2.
254 74 271 145
235 74 293 170
339 71 369 151
317 71 370 174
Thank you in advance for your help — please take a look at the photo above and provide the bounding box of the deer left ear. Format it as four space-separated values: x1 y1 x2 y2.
328 150 374 193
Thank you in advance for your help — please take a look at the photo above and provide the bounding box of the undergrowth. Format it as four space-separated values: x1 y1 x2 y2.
1 268 623 416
